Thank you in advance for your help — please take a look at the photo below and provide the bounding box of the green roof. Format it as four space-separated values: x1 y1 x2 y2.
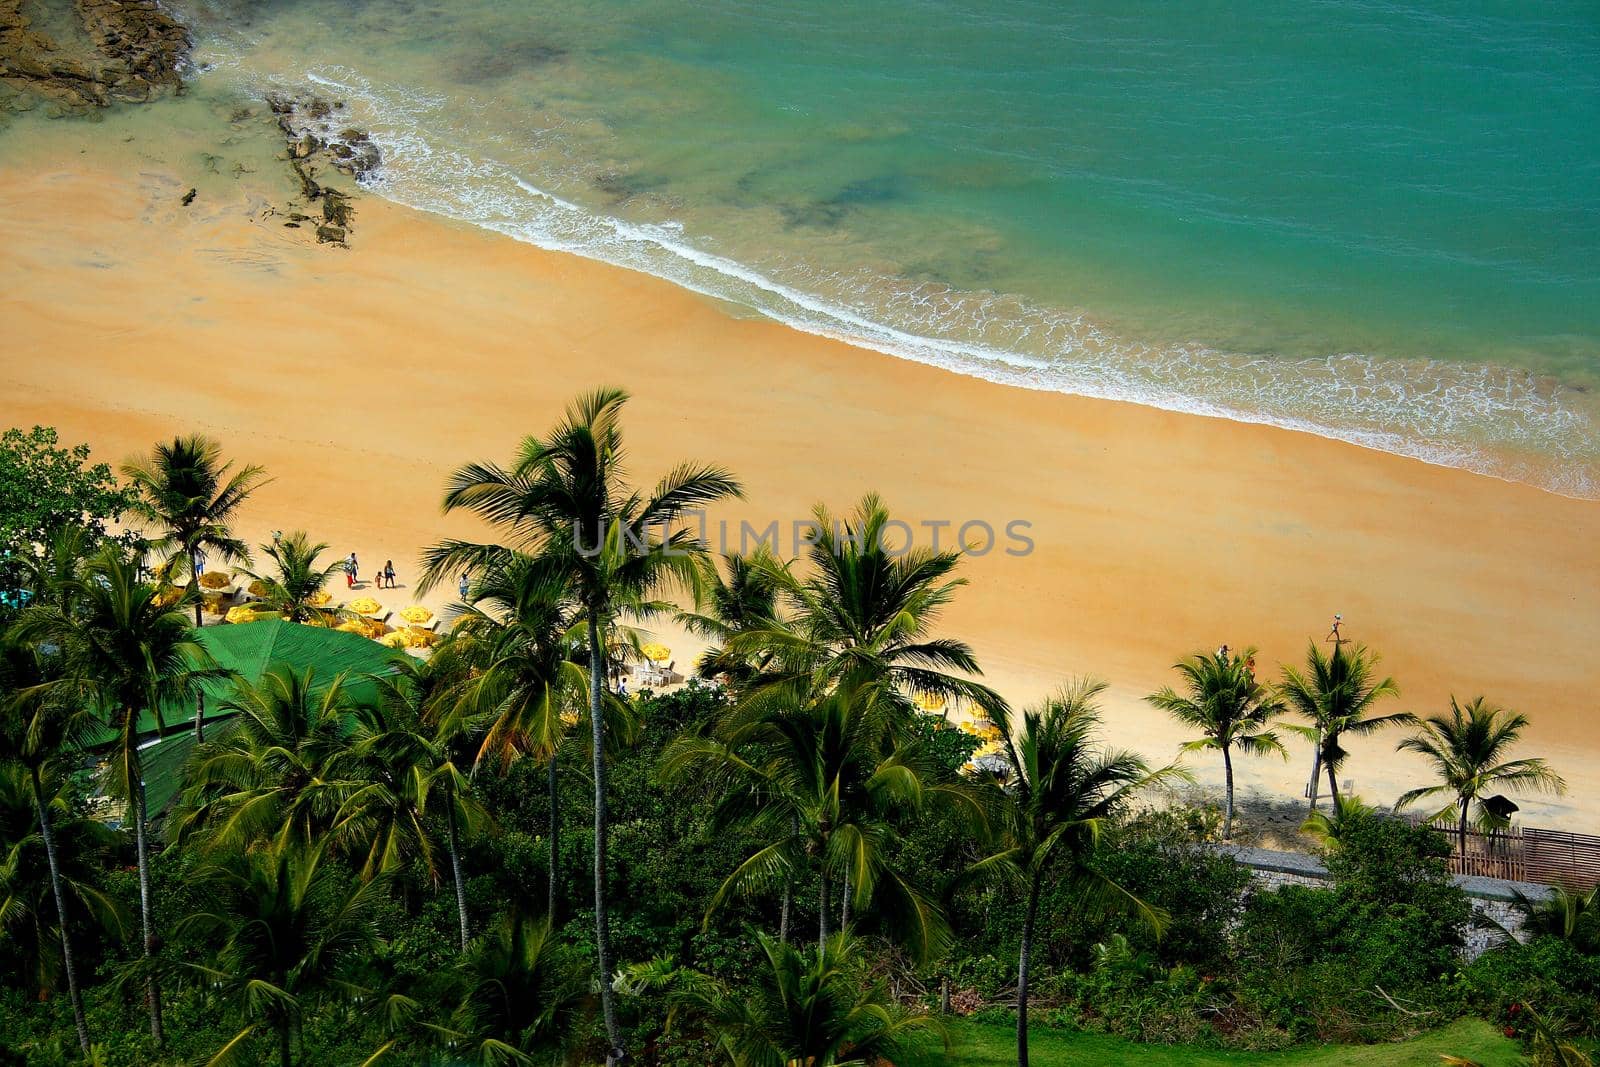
87 620 407 743
116 621 408 818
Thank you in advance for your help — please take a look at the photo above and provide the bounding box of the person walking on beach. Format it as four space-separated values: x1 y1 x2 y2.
1327 613 1343 644
346 552 358 589
459 572 470 600
383 560 396 589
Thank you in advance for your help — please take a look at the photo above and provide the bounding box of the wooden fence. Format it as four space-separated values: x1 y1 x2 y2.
1407 816 1600 889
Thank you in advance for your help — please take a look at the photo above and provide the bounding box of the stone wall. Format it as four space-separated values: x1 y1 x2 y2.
1219 844 1547 961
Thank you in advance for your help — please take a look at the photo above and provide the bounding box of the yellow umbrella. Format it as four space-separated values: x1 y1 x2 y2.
199 571 232 590
350 597 383 616
913 692 947 713
248 579 270 598
400 605 434 625
308 590 333 607
226 605 267 625
640 642 671 663
380 630 408 649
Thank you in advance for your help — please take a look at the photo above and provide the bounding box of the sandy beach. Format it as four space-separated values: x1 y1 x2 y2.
3 120 1598 829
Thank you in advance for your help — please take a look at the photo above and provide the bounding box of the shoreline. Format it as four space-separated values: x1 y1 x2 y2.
2 117 1598 830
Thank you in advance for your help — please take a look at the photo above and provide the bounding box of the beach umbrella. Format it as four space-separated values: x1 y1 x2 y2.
349 596 383 616
199 571 232 590
913 691 947 713
308 590 334 608
640 642 671 663
247 579 270 598
399 605 434 625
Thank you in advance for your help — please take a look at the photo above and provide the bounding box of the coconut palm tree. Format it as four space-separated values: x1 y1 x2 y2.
0 762 126 1051
177 838 384 1067
170 666 357 853
730 495 1002 721
623 929 943 1067
663 687 967 961
1512 885 1598 952
339 658 488 951
1395 696 1566 856
419 387 742 1065
234 532 344 624
1278 642 1410 812
1298 793 1378 850
449 910 592 1064
122 435 268 628
677 549 785 685
967 680 1177 1067
17 547 223 1043
450 553 619 924
1146 647 1286 839
0 629 104 1053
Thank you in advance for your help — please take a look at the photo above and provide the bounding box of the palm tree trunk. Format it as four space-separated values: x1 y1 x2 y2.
31 768 89 1055
279 1019 292 1067
191 548 204 630
547 754 560 922
587 611 624 1066
1458 795 1470 862
1017 873 1042 1067
1325 756 1341 812
818 862 832 947
840 870 852 930
131 766 164 1043
1221 742 1236 841
1306 748 1322 812
194 690 205 744
778 810 796 945
445 796 470 952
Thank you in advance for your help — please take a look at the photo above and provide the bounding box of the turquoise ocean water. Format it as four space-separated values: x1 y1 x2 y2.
168 2 1600 492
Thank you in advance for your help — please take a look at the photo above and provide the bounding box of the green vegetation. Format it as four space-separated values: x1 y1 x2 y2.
0 408 1593 1067
899 1016 1523 1067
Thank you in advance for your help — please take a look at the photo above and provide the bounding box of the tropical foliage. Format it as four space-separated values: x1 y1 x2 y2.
0 416 1590 1067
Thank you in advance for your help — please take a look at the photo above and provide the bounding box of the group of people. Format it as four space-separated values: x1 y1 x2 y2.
342 552 398 590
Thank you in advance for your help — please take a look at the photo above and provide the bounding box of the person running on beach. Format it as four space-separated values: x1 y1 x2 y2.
383 560 396 589
346 552 358 588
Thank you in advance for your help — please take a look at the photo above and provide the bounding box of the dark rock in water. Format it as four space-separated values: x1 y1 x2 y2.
266 92 293 115
181 187 196 206
290 159 321 202
315 224 346 245
322 188 352 227
293 132 319 158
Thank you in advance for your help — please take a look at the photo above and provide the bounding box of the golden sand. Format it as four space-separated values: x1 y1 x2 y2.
2 127 1597 827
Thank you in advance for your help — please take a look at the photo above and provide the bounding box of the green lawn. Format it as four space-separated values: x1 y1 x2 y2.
901 1016 1521 1066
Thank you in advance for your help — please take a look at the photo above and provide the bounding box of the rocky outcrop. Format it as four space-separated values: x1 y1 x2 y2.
264 91 384 248
0 0 189 109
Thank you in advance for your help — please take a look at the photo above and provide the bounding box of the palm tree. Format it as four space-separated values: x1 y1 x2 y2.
450 911 592 1064
730 495 1002 719
450 553 606 923
1298 793 1378 850
122 435 268 628
235 532 344 624
967 680 1176 1067
18 548 224 1043
177 839 384 1067
623 929 943 1067
1396 696 1566 856
663 687 967 961
0 630 103 1053
1146 647 1286 839
1278 642 1410 812
0 762 126 1049
171 666 356 853
677 549 785 685
1512 885 1598 952
420 387 742 1065
339 659 489 951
